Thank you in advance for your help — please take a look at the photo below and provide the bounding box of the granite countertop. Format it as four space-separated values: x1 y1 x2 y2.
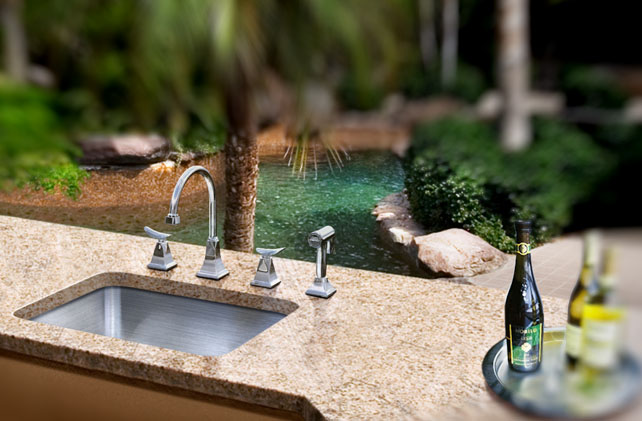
0 215 571 420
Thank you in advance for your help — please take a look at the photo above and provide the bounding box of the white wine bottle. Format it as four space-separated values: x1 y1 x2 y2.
505 220 544 372
565 231 599 369
581 248 624 376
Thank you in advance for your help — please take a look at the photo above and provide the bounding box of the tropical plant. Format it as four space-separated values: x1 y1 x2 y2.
211 0 403 250
497 0 532 151
139 0 401 251
283 127 349 180
441 0 459 87
1 0 28 82
24 0 143 133
9 0 404 248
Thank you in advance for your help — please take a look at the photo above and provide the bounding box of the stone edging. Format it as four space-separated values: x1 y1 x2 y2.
373 192 508 278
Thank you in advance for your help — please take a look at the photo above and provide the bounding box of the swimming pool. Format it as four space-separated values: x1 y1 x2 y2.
170 151 411 275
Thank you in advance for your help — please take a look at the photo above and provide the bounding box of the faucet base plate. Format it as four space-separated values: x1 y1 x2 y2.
197 267 229 280
196 237 228 280
251 278 281 289
305 277 337 299
147 261 177 271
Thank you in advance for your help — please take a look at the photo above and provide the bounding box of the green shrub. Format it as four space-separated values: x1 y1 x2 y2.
0 79 88 198
171 121 226 155
338 72 385 111
26 163 90 199
401 62 486 103
561 66 628 109
404 117 613 252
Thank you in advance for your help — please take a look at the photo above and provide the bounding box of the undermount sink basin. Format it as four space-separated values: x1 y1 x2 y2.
31 286 287 356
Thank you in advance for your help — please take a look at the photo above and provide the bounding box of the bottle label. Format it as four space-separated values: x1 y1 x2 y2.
582 304 623 369
565 323 582 358
516 242 531 255
508 323 542 368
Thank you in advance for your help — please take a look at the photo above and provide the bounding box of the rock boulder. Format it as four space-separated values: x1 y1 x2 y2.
372 192 425 247
412 228 507 277
79 134 171 166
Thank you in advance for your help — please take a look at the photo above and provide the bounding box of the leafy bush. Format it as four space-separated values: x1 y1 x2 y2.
0 79 89 198
561 66 628 109
26 164 90 199
401 62 486 103
404 117 613 252
338 72 385 111
171 121 226 155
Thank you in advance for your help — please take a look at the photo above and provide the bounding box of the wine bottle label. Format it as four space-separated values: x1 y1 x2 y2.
508 323 542 368
565 323 582 358
582 304 623 369
516 242 531 255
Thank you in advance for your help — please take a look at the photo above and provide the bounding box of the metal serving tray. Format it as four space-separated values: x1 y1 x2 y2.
482 327 641 419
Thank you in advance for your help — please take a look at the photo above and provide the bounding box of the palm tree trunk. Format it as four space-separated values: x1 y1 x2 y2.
440 0 458 87
418 0 438 71
498 0 531 151
0 0 28 82
223 79 259 253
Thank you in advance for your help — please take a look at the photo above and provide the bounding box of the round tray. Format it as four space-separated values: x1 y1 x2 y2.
482 327 642 419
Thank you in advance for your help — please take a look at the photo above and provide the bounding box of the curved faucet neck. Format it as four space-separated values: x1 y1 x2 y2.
168 166 217 239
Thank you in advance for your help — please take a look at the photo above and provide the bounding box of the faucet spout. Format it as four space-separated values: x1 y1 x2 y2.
166 165 216 239
165 165 228 280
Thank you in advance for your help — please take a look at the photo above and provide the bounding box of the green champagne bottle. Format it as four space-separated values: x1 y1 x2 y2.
505 220 544 372
581 248 624 376
565 231 599 369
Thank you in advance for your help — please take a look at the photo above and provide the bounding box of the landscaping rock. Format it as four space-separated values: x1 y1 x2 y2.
476 90 564 120
79 134 170 166
412 228 508 277
374 192 508 278
373 192 424 247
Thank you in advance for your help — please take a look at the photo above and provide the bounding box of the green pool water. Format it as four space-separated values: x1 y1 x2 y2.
171 151 412 275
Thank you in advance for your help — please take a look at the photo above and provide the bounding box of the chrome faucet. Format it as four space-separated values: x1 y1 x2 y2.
305 226 337 298
164 165 229 280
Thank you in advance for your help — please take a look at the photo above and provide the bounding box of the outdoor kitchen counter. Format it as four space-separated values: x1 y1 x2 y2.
0 215 570 420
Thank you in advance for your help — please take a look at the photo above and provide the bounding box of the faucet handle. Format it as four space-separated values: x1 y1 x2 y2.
256 247 285 257
251 247 285 289
144 226 177 271
144 226 171 241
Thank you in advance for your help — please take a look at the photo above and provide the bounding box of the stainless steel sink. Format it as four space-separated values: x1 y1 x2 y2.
31 286 286 356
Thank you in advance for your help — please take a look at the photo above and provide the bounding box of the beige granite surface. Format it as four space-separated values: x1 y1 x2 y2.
0 215 573 420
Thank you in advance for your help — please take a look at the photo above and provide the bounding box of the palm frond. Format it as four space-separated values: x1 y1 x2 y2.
283 128 350 180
